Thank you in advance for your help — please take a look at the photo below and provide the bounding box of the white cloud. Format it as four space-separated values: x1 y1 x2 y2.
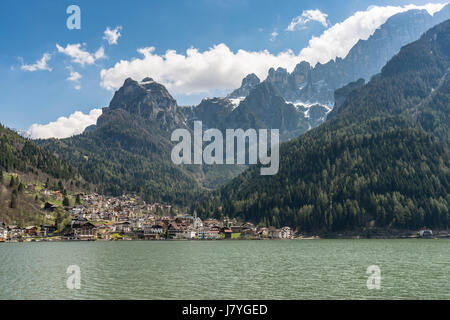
26 109 103 139
270 31 279 42
99 3 447 96
66 66 83 90
67 70 82 82
299 3 447 65
104 26 122 45
100 44 302 95
20 53 52 72
287 9 329 31
66 68 82 90
56 43 105 66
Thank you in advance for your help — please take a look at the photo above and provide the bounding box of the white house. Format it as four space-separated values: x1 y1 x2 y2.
183 230 197 239
0 222 8 241
281 227 293 239
113 221 132 233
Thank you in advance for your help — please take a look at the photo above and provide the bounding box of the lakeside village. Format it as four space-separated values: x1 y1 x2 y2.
0 191 295 242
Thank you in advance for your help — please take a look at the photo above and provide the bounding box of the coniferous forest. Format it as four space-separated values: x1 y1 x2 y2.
199 20 450 231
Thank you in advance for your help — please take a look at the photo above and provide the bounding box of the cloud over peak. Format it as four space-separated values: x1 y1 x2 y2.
298 2 448 65
99 3 448 97
287 9 329 31
26 109 102 139
100 44 301 94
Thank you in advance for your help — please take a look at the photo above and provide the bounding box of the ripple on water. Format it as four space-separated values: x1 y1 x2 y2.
0 239 449 299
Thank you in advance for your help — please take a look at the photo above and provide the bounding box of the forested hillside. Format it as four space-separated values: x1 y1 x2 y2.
39 78 209 205
40 108 202 205
0 124 76 180
0 124 82 225
210 20 450 232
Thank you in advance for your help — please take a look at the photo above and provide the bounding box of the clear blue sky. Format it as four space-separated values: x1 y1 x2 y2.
0 0 444 131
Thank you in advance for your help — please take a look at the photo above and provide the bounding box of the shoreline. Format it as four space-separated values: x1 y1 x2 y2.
2 234 450 243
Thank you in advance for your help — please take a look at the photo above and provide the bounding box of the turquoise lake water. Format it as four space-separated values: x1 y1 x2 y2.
0 239 448 300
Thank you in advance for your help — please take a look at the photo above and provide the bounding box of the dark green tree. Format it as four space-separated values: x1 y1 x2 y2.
10 193 17 209
62 196 70 207
9 176 15 187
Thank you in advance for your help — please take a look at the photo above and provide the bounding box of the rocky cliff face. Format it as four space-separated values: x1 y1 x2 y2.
192 98 235 130
106 77 183 128
230 81 302 133
227 73 261 98
190 81 314 141
327 78 366 120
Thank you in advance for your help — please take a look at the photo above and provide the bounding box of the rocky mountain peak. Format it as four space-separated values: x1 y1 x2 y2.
108 77 178 118
231 6 449 109
87 77 185 132
227 73 261 98
241 73 260 88
292 61 311 77
267 67 289 82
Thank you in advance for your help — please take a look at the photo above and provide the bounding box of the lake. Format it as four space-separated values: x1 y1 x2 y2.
0 239 449 300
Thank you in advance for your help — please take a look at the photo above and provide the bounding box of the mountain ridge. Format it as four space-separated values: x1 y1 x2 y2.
210 19 450 232
231 6 450 107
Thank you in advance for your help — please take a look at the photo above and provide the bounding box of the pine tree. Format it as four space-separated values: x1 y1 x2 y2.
9 176 15 187
63 196 70 207
10 193 17 209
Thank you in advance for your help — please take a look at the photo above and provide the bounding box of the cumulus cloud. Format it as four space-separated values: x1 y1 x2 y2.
26 109 102 139
65 66 82 90
286 9 329 31
299 3 447 65
67 70 82 82
20 53 52 72
270 31 279 42
99 3 447 96
100 44 302 94
56 43 105 66
104 26 122 45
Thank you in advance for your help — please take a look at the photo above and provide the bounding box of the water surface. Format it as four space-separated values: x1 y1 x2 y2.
0 239 448 300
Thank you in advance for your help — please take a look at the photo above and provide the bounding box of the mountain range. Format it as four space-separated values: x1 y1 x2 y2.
212 19 450 232
1 8 449 232
233 5 450 105
189 6 450 143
